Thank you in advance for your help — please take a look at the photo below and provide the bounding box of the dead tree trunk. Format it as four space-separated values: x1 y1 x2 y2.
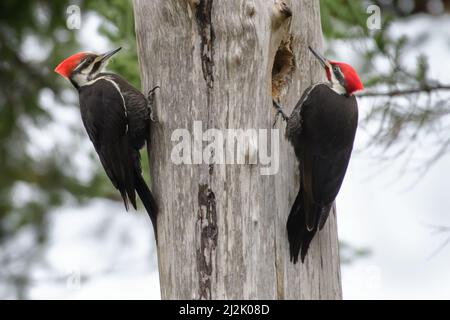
133 0 342 299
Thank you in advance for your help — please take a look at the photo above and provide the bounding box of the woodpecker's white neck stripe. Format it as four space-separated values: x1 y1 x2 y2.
330 83 347 95
87 76 129 133
329 70 347 95
299 82 326 106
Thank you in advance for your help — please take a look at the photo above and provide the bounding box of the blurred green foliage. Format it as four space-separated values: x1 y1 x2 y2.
84 0 140 87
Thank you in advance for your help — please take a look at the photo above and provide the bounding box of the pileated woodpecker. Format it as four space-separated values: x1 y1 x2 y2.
274 46 364 263
55 48 158 238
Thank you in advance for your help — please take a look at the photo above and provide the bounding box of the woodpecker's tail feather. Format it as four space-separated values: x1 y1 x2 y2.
287 189 304 263
300 225 317 263
134 170 158 240
99 135 136 212
119 190 129 211
318 203 333 230
286 188 319 263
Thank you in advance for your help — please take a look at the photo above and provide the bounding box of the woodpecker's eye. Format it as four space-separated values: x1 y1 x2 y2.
333 65 339 72
85 56 94 64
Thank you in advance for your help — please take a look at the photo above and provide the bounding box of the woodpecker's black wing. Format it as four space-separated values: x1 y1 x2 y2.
304 85 358 225
98 73 151 150
78 78 138 210
286 83 358 263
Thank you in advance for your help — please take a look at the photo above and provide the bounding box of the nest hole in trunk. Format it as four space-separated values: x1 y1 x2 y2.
272 36 295 101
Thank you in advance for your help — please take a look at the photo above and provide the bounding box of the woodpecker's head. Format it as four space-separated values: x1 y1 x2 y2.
55 47 121 88
308 46 363 96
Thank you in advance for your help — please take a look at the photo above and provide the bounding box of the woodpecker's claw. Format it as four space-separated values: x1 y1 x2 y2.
148 86 160 96
150 112 158 122
147 86 160 122
272 100 289 127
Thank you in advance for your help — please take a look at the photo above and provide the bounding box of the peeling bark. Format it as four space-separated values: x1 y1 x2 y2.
197 184 218 299
134 0 342 300
195 0 215 88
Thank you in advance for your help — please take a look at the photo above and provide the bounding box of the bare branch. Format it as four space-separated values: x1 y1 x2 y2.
357 84 450 97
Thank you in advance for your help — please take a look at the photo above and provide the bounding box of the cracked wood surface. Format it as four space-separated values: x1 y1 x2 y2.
133 0 342 300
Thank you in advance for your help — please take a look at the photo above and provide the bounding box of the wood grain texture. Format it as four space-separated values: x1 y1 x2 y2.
133 0 342 300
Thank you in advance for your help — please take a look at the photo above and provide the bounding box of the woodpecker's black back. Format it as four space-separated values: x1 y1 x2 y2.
286 83 358 263
78 73 158 237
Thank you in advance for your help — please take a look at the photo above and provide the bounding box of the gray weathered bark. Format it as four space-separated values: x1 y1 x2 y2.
133 0 342 299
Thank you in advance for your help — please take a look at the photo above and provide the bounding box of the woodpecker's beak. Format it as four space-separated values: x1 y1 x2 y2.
309 46 329 69
99 47 122 63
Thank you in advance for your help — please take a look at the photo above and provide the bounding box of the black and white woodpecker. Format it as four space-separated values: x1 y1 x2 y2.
274 46 364 263
55 48 158 238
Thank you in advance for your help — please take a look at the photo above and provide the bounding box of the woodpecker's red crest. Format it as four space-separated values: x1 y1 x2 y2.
309 46 363 96
328 61 364 95
55 52 89 78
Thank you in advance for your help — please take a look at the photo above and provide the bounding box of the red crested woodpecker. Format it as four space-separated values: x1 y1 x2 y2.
55 48 158 239
275 46 364 263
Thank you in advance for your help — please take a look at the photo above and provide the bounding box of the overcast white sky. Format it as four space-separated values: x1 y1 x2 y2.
9 12 450 300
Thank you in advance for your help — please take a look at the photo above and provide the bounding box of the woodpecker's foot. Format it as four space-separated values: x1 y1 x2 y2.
272 100 289 127
148 85 160 97
147 86 160 122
